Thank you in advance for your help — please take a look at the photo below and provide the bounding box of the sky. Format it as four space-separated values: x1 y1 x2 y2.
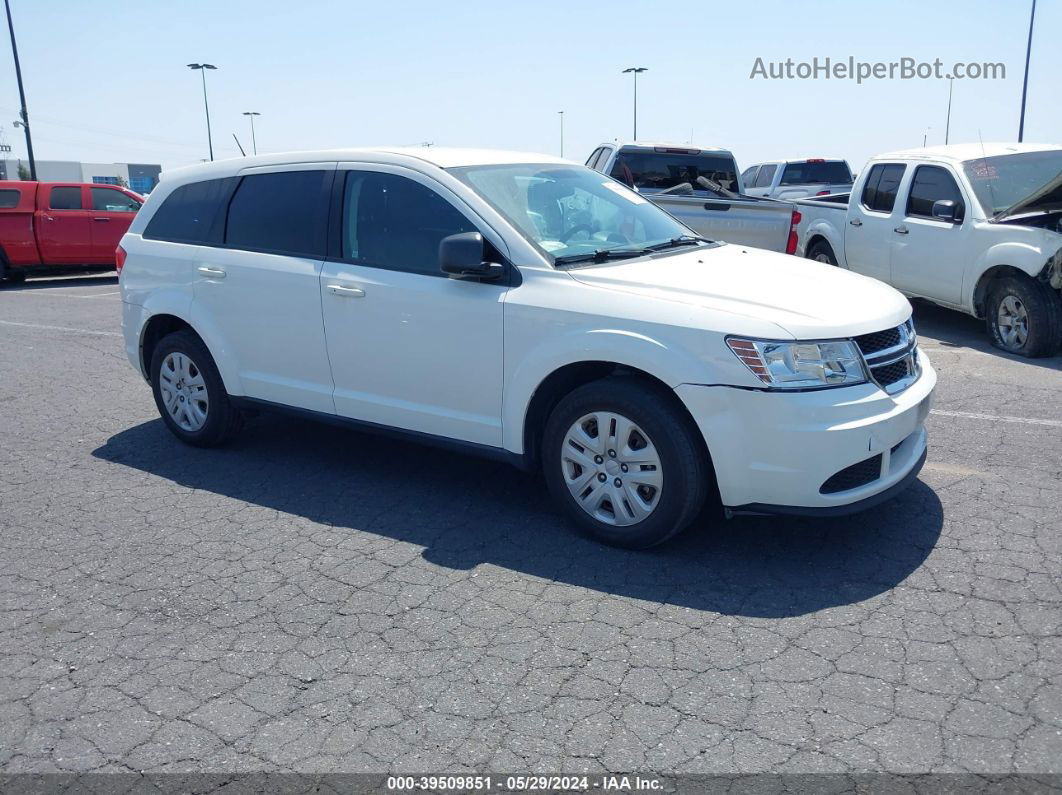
0 0 1058 174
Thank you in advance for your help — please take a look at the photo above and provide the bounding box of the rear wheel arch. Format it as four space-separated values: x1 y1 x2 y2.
140 314 199 379
805 236 837 265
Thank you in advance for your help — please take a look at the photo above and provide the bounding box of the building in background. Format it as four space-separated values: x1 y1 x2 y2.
0 159 161 193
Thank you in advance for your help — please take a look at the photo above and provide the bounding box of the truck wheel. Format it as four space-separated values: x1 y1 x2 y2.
150 330 244 447
807 240 838 266
986 276 1062 358
542 377 709 549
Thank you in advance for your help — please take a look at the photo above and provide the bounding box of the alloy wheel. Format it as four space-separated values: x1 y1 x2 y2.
996 294 1029 351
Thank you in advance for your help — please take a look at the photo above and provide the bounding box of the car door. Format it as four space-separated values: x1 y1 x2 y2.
843 162 907 284
320 164 507 447
190 164 338 414
89 186 142 263
744 164 776 197
889 164 970 305
36 185 92 263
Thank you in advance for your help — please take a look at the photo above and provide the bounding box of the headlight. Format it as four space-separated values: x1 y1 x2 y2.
726 337 866 389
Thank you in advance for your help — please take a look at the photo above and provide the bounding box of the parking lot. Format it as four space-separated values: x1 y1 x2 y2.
0 273 1060 774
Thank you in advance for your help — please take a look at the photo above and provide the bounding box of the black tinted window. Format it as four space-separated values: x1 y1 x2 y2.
0 189 20 208
861 163 906 212
342 171 475 275
91 188 140 212
780 161 852 185
609 150 740 194
752 164 776 188
906 165 965 221
49 187 81 210
225 170 330 257
144 178 235 244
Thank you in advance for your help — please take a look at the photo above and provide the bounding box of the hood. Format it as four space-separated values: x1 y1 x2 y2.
995 170 1062 221
566 245 911 339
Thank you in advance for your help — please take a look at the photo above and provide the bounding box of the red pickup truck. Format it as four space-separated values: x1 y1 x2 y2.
0 181 143 282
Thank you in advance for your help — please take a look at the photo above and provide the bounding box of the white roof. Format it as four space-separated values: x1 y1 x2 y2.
160 147 570 182
602 141 733 154
873 142 1062 163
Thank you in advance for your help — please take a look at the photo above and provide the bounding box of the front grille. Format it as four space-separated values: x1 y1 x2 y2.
820 454 883 494
854 327 901 356
855 320 919 395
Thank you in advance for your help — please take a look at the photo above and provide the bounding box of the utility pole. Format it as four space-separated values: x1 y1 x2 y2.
622 67 647 140
945 78 953 144
4 0 35 179
242 111 260 155
557 110 564 157
187 63 218 161
1018 0 1036 142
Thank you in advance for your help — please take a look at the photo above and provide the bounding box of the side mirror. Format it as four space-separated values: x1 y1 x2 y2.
439 232 503 280
931 199 961 223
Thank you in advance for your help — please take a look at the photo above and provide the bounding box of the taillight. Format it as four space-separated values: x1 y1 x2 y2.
816 190 830 196
786 210 802 255
115 244 127 275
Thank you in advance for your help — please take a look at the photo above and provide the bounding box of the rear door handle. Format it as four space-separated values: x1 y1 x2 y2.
93 217 111 222
894 226 909 235
327 284 365 298
197 266 226 279
849 219 863 227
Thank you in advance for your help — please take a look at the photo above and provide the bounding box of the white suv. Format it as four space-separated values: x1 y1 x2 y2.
119 148 936 548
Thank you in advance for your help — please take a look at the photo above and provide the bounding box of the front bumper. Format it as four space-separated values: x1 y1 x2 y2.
675 350 936 513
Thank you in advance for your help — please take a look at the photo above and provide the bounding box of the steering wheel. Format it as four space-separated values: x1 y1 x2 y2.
560 224 594 242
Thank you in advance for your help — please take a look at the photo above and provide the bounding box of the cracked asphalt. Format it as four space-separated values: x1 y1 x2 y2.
0 273 1060 775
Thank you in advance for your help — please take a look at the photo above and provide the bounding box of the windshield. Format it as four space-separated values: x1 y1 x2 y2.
448 163 699 263
779 161 852 186
608 151 740 194
962 151 1062 216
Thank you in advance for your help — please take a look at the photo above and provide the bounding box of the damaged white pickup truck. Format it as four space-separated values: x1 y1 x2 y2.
794 144 1062 357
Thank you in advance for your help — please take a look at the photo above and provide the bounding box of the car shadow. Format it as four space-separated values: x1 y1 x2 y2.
912 299 1062 372
93 415 944 618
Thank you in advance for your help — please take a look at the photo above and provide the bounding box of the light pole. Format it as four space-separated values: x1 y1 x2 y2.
242 111 260 155
557 110 564 157
4 0 35 179
622 67 647 140
187 63 218 161
1018 0 1036 142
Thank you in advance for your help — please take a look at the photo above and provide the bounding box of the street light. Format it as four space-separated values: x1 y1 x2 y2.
1018 0 1037 142
242 111 261 155
187 63 218 161
621 67 648 140
557 110 564 158
4 0 35 179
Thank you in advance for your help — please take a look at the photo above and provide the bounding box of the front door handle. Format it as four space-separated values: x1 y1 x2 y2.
894 226 909 235
197 266 227 279
327 284 366 298
849 219 863 227
93 217 111 222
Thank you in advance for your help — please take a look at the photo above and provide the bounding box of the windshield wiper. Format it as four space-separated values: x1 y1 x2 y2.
554 248 651 267
643 235 714 251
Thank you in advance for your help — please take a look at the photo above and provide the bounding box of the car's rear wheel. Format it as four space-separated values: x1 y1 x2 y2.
985 276 1062 358
807 240 838 266
542 378 709 548
150 330 243 446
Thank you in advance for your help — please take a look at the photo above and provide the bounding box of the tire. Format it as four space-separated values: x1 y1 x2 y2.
806 240 838 266
985 275 1062 358
542 377 710 549
150 330 243 447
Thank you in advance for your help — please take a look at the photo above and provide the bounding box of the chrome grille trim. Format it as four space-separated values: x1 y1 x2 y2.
855 319 920 395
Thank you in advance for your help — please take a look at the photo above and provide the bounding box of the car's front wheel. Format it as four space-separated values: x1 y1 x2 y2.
542 378 710 548
150 330 243 446
985 275 1062 358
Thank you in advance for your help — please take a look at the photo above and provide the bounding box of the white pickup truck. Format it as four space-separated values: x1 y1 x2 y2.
794 144 1062 357
587 142 798 253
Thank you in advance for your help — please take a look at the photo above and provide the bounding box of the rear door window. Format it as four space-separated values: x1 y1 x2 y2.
224 170 331 257
585 148 603 168
779 161 853 185
752 164 776 188
609 149 740 194
906 165 965 221
0 189 20 208
49 187 82 210
860 163 906 213
143 177 236 245
741 166 759 185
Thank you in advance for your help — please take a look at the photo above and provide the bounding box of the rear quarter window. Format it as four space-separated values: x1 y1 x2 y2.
143 178 236 245
0 189 20 208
